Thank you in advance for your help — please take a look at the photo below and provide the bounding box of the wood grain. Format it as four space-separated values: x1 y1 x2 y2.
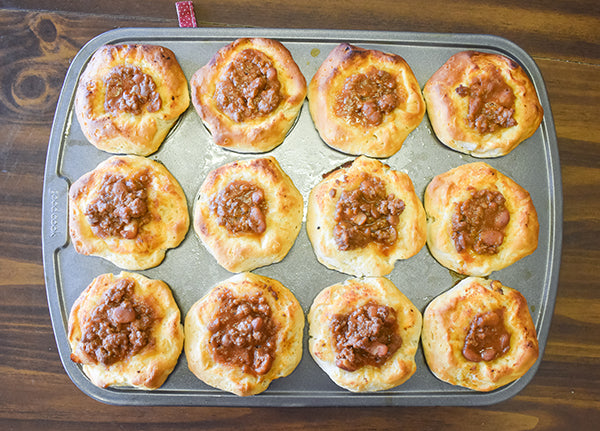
1 2 599 430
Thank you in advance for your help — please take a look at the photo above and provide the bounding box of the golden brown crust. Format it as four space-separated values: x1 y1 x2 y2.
68 272 184 390
190 38 307 153
184 272 304 396
307 277 422 392
306 156 426 277
193 156 303 273
308 43 426 158
69 155 189 270
423 51 543 157
74 44 190 156
421 277 539 391
424 162 539 276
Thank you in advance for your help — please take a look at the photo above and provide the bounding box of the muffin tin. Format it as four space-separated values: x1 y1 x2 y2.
42 27 562 406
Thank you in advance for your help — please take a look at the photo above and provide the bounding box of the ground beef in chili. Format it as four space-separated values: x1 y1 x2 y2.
331 302 402 372
85 171 151 240
455 70 517 134
334 66 400 127
462 308 511 362
104 65 161 115
451 188 510 255
333 175 405 251
79 278 154 365
214 49 282 122
207 289 277 376
209 180 267 235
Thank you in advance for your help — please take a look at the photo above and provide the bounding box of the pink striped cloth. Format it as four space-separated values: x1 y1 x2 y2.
175 1 197 27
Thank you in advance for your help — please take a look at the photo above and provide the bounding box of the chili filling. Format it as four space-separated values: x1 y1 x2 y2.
79 278 154 365
104 65 161 115
333 175 405 251
207 290 277 376
214 49 282 122
455 70 517 134
462 308 511 362
334 66 400 127
331 302 402 372
209 180 267 235
451 189 510 255
85 171 151 240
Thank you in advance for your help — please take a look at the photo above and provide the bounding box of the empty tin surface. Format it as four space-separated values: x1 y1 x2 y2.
42 28 562 406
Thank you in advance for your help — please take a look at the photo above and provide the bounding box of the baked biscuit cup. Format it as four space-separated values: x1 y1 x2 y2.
190 37 307 153
421 277 539 392
193 156 303 273
68 271 184 390
69 155 189 270
424 161 539 276
75 44 190 156
423 51 543 158
306 156 426 277
309 43 426 158
308 277 422 392
185 272 305 396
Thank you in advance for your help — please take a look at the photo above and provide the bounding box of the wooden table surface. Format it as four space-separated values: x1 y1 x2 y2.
1 0 598 429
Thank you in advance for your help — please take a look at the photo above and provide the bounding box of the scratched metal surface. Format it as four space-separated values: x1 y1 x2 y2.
42 28 562 406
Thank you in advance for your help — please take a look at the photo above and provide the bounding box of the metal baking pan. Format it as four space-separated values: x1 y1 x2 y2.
42 27 562 406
